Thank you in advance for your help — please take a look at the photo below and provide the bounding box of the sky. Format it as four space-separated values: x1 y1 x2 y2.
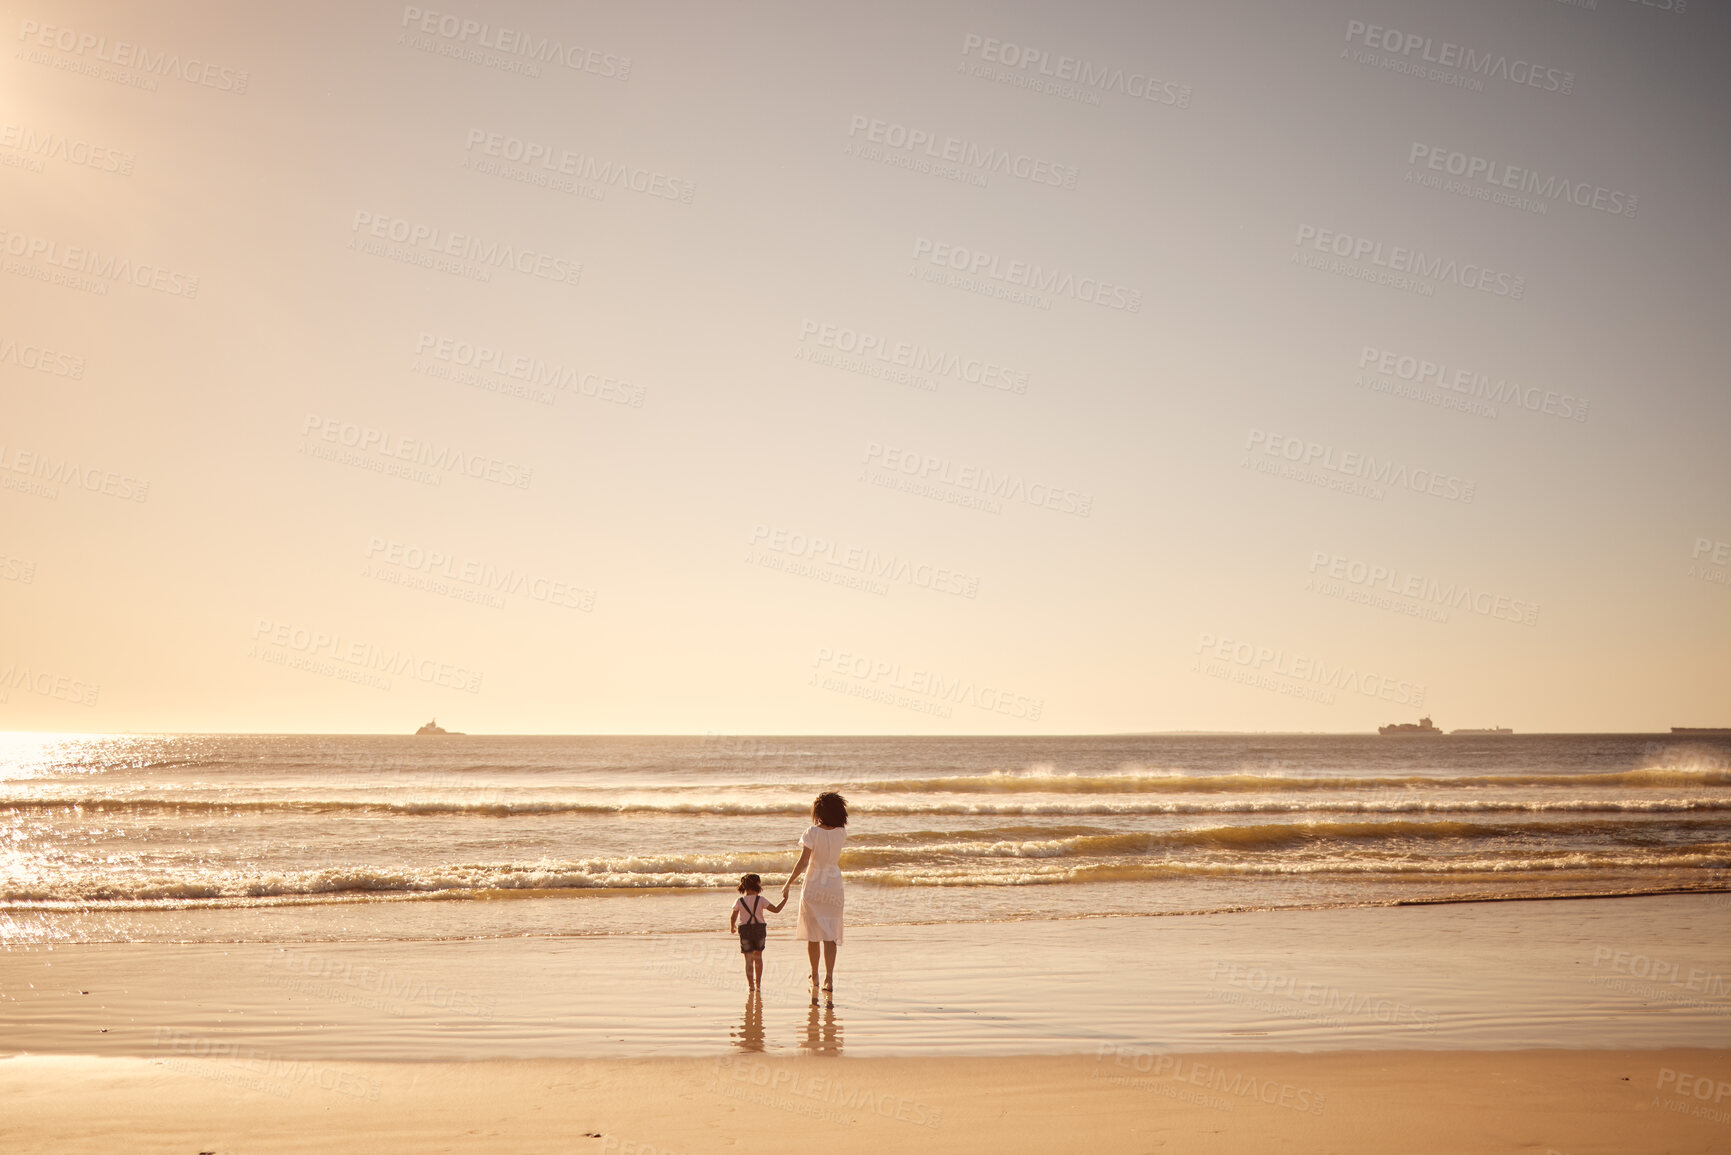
2 0 1728 734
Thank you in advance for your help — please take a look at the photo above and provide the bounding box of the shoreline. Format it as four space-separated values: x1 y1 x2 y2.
6 878 1728 935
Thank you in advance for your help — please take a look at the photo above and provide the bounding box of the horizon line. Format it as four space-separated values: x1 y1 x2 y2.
2 729 1718 739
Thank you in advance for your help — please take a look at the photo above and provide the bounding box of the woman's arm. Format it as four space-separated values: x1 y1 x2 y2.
783 846 812 893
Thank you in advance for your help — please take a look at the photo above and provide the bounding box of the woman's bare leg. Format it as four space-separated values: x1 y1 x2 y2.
822 941 837 990
806 941 820 984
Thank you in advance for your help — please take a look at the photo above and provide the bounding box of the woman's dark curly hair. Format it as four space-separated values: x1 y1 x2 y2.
811 791 849 828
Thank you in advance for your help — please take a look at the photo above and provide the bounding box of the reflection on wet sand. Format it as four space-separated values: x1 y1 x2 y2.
727 992 841 1055
731 992 765 1052
801 1002 842 1056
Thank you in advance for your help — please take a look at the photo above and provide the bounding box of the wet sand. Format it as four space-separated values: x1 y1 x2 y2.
4 895 1729 1151
3 895 1728 1057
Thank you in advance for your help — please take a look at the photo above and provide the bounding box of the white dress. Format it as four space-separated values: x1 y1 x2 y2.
794 824 846 943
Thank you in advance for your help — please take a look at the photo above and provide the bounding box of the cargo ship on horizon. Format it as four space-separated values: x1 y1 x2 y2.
1379 716 1443 735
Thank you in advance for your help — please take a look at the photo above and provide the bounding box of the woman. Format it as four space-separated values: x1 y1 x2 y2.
781 791 847 1003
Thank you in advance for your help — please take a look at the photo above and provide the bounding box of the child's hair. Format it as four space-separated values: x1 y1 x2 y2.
811 792 849 828
737 873 762 893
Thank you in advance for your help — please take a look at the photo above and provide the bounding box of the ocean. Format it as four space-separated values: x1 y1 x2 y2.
4 732 1729 947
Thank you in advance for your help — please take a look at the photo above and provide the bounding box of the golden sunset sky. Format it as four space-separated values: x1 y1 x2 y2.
3 0 1727 733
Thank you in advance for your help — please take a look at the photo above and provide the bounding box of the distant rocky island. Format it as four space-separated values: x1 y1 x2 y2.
414 719 463 735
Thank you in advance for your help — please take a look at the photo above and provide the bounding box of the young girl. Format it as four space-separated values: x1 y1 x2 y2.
729 873 787 992
781 791 848 1004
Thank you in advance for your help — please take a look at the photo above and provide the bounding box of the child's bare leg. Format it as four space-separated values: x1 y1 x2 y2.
743 953 753 989
822 941 837 990
750 953 764 989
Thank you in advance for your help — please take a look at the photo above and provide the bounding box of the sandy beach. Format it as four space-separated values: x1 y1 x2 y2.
7 1049 1731 1154
5 894 1730 1151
